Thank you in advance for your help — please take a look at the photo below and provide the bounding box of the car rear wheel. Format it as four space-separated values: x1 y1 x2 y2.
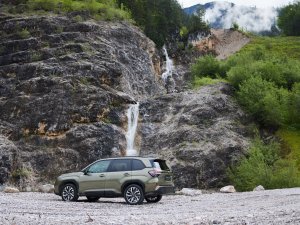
124 184 144 205
86 196 100 202
61 183 78 202
145 195 162 203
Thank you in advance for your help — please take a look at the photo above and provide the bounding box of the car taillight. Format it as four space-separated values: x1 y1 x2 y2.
148 169 161 177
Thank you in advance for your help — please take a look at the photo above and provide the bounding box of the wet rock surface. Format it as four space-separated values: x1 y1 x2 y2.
140 83 251 189
1 188 300 224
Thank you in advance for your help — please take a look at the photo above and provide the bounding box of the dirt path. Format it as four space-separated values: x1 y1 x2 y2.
1 188 300 224
211 29 250 60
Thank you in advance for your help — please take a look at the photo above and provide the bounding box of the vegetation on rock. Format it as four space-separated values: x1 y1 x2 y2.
1 0 131 21
191 34 300 191
229 139 300 191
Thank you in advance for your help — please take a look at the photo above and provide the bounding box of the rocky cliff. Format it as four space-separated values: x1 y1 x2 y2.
0 14 251 190
0 14 163 187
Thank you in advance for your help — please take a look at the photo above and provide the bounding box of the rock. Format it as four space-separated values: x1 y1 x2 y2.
0 185 5 192
24 186 33 192
220 185 236 193
38 184 54 193
253 185 265 191
3 186 20 193
180 188 203 196
0 135 19 184
0 14 164 186
140 83 251 189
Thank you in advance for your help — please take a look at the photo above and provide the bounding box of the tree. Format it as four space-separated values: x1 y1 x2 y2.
278 1 300 36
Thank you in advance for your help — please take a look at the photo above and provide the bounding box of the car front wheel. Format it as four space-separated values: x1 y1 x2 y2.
145 195 162 203
124 184 144 205
61 183 78 202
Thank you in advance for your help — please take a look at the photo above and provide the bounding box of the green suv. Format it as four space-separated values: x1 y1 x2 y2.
54 157 175 205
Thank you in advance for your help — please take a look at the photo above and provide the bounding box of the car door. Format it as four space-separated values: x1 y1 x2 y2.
105 159 132 196
79 160 111 195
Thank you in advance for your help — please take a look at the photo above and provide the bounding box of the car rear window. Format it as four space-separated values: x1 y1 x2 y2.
151 159 170 171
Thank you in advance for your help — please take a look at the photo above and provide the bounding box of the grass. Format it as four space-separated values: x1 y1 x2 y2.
239 36 300 62
277 128 300 167
193 77 226 89
1 0 131 22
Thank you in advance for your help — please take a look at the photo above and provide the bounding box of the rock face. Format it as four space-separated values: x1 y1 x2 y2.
139 83 251 189
0 14 164 186
0 14 251 189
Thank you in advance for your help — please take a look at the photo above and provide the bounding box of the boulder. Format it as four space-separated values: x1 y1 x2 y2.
179 188 203 196
38 184 54 193
253 185 265 191
4 186 20 193
220 185 236 193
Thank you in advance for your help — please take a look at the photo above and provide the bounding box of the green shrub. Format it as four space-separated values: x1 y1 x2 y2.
191 55 222 79
237 76 289 127
17 28 30 39
26 0 131 21
228 139 300 191
192 77 225 89
289 83 300 126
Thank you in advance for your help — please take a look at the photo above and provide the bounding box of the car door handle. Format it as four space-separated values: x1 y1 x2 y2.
99 174 105 177
124 173 130 177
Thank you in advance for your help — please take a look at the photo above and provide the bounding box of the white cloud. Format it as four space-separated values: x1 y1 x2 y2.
204 1 278 32
180 0 292 9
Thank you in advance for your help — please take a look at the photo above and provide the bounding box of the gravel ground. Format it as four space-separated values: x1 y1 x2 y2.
1 188 300 225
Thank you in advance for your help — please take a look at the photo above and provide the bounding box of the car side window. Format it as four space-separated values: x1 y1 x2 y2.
108 159 131 172
88 160 111 173
132 159 146 171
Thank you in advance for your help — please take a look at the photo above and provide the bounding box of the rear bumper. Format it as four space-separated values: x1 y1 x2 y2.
150 186 175 195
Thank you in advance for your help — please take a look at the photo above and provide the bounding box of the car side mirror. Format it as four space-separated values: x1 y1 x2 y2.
83 170 89 175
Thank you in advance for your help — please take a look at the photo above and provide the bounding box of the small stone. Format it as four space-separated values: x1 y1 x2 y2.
220 185 236 193
180 188 202 196
24 186 32 192
253 185 265 191
4 186 20 193
38 184 54 193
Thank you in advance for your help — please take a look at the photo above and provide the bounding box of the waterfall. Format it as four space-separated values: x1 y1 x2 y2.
126 102 139 156
161 45 174 83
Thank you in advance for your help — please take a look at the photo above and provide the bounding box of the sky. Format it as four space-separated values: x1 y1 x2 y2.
179 0 294 8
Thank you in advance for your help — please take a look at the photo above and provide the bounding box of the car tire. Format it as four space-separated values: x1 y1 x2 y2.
86 196 100 202
145 195 162 203
61 183 79 202
124 184 144 205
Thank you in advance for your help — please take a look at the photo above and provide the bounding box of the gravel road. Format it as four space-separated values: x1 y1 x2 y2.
1 188 300 225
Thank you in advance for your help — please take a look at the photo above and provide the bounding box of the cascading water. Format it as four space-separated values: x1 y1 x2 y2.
126 102 139 156
161 45 174 83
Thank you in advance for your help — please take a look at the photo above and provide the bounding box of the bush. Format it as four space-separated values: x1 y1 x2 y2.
192 77 225 89
191 55 222 79
237 76 289 127
17 28 30 39
26 0 131 21
228 139 300 191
